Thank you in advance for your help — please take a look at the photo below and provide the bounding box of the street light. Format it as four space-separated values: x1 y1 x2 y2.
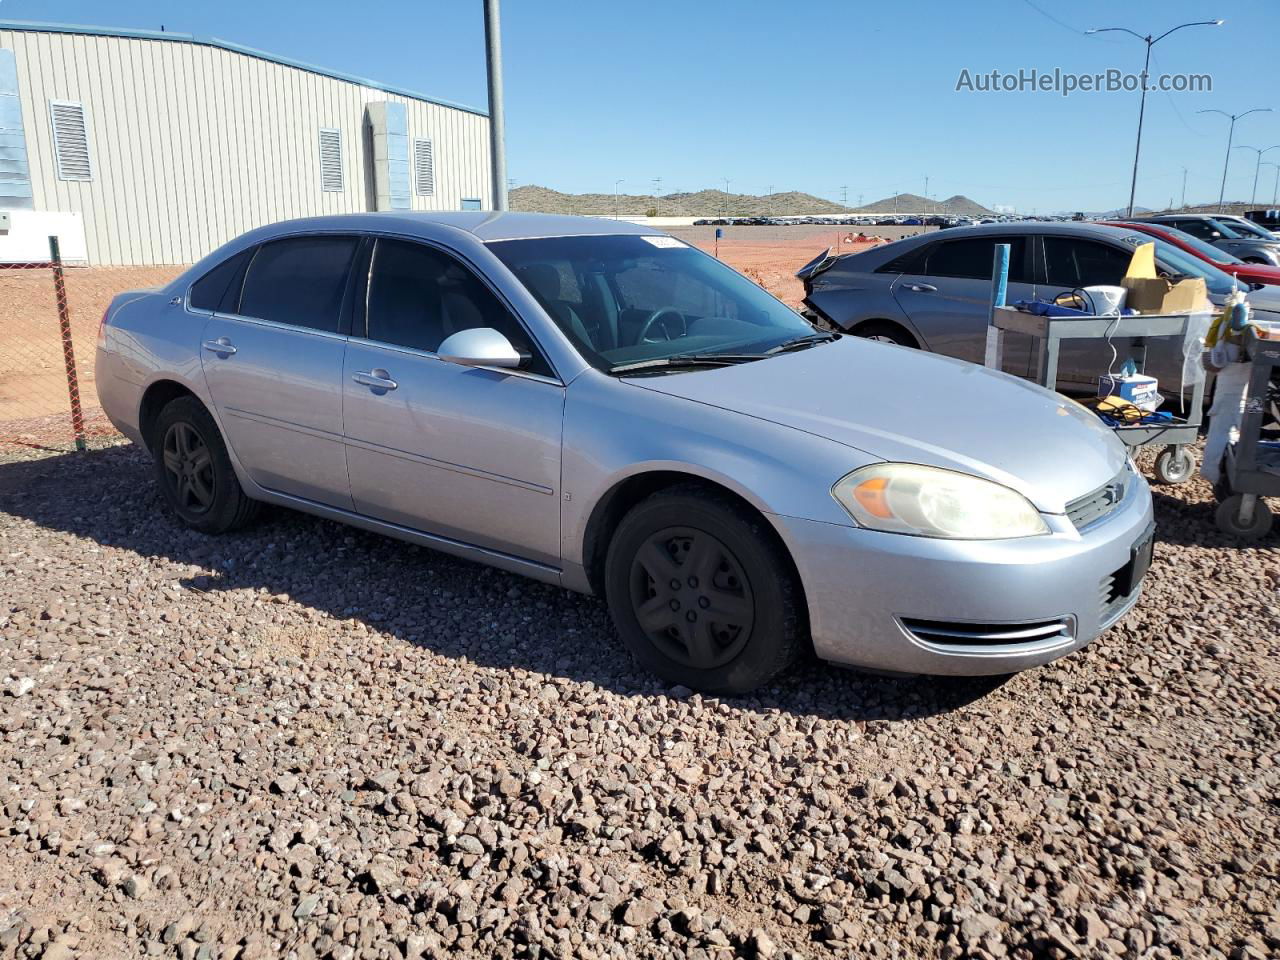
1234 145 1280 206
1264 162 1280 206
1085 19 1223 218
614 179 624 220
1198 108 1274 211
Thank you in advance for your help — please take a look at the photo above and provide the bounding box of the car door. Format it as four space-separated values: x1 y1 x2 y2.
1037 234 1140 390
889 235 1037 375
199 234 359 509
342 237 565 567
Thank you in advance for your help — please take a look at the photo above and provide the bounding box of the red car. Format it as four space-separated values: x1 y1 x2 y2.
1102 220 1280 287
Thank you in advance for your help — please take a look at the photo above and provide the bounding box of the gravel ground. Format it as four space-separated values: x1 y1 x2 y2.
0 441 1277 960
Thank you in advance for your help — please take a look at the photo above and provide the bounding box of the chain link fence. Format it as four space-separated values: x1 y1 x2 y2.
1 238 183 453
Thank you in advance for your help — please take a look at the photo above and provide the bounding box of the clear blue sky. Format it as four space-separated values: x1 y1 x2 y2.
5 0 1279 212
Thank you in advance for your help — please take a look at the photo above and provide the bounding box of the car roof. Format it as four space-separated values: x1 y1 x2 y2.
239 211 663 243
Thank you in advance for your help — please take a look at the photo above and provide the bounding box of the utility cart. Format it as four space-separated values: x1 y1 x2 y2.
1214 329 1280 540
986 306 1206 485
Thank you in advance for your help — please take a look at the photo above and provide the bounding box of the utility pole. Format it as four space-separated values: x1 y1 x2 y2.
483 0 508 210
1234 144 1280 207
614 179 624 220
722 178 730 219
1199 108 1273 211
1180 167 1187 209
652 177 662 216
1086 19 1222 217
767 184 774 216
924 175 929 200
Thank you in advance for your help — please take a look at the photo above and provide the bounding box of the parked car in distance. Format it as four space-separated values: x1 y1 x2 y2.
797 221 1280 398
1140 214 1280 266
1215 213 1280 242
96 212 1155 694
1104 220 1280 287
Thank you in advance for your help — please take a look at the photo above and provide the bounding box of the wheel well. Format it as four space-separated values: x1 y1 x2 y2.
850 318 919 347
581 472 808 621
138 380 198 451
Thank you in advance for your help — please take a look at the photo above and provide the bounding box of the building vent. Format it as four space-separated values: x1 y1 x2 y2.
318 127 343 192
414 138 435 197
49 100 92 181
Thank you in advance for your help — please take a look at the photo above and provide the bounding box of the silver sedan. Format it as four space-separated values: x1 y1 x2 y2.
96 212 1154 694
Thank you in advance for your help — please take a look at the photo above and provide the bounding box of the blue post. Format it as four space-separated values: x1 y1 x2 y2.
984 243 1011 369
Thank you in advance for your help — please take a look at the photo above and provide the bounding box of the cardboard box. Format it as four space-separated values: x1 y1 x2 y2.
1098 373 1160 411
1120 276 1207 314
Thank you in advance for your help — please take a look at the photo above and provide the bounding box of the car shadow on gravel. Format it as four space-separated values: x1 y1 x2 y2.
1148 489 1277 548
0 446 1009 721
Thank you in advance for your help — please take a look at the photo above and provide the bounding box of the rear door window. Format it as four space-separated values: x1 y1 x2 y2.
238 236 360 333
1042 237 1133 287
905 236 1030 282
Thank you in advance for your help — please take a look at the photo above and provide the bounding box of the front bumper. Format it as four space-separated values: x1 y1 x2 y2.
770 479 1155 675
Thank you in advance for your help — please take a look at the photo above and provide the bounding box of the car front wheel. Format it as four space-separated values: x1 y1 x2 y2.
604 487 805 694
152 396 259 534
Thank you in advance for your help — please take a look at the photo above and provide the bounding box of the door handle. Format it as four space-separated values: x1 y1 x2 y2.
202 337 237 356
906 282 937 293
352 369 398 392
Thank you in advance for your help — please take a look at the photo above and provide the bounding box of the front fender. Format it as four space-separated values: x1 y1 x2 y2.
560 372 874 590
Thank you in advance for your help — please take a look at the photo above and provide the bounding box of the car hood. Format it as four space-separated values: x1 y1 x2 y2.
627 339 1128 514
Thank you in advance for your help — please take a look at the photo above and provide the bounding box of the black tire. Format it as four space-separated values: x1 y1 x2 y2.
604 486 805 695
151 396 259 534
1214 495 1273 540
1152 445 1194 485
851 320 917 348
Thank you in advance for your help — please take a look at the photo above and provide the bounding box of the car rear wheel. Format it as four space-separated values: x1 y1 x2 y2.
604 487 804 694
851 320 917 348
152 396 259 534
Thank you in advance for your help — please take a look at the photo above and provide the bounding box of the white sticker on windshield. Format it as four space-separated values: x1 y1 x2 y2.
641 235 685 249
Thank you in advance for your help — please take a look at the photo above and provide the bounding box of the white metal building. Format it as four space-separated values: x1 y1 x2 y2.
0 20 492 265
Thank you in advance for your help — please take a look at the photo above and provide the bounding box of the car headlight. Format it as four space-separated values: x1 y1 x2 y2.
831 464 1049 539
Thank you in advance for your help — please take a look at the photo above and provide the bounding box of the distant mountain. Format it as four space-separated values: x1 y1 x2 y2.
1155 200 1277 215
853 193 995 217
509 185 849 217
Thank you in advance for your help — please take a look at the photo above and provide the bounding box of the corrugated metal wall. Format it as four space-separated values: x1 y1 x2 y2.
0 27 492 265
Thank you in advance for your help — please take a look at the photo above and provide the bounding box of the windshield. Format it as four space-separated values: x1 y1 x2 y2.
1152 227 1245 264
1220 216 1278 240
488 234 816 371
1117 233 1240 295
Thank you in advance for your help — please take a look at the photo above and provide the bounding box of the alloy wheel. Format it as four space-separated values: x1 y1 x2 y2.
628 526 755 669
161 421 216 514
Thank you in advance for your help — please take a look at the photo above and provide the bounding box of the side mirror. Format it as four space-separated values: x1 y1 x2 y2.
437 327 525 369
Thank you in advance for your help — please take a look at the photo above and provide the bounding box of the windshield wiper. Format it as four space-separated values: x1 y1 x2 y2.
609 353 764 374
764 331 840 354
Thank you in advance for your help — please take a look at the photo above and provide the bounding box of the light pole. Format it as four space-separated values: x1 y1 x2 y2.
1180 167 1188 209
1199 108 1273 211
1234 145 1280 206
483 0 508 210
1085 19 1223 218
721 178 730 219
1265 162 1280 206
614 179 624 220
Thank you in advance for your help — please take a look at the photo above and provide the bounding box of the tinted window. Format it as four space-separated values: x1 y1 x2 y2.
1168 218 1218 240
364 239 551 376
239 236 359 333
911 237 1029 282
1042 237 1133 287
189 249 251 312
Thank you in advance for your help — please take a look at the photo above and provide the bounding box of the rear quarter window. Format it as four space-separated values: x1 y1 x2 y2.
188 249 253 312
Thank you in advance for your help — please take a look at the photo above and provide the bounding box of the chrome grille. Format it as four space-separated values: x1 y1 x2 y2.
901 617 1073 648
1066 469 1129 530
